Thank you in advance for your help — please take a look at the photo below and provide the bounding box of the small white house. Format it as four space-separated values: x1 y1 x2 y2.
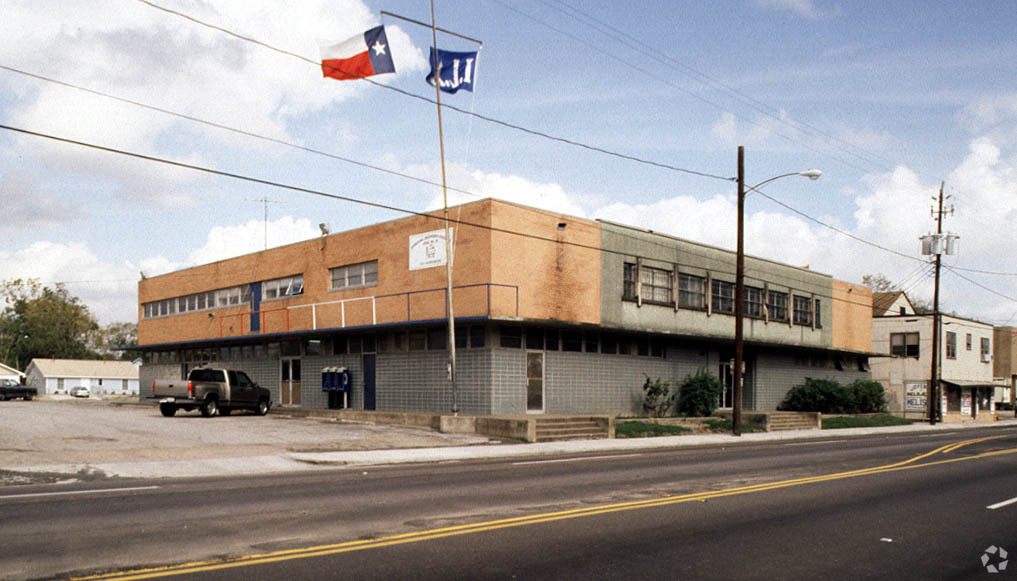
25 359 140 396
0 362 25 384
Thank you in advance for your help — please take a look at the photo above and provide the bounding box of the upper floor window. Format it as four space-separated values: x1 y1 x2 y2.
623 263 672 305
263 275 303 301
678 273 706 309
744 286 763 318
331 260 378 291
792 295 813 326
890 332 920 358
981 337 991 363
945 331 957 359
766 290 788 322
711 280 734 314
966 333 973 351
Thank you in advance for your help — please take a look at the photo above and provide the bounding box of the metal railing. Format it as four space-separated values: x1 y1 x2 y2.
217 283 519 337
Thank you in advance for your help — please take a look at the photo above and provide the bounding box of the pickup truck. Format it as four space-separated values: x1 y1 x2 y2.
149 368 271 418
0 379 36 401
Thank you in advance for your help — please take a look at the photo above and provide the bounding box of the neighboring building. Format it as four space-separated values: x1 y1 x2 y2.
870 292 997 421
994 326 1017 408
136 198 873 415
0 362 25 384
26 359 141 396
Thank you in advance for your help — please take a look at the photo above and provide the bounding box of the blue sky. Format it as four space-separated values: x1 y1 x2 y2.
1 0 1016 327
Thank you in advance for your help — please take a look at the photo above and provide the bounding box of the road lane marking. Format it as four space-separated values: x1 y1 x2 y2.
513 454 644 465
79 435 1017 580
783 440 843 446
0 486 159 500
987 496 1017 510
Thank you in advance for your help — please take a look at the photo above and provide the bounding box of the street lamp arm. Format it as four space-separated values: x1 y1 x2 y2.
745 170 822 196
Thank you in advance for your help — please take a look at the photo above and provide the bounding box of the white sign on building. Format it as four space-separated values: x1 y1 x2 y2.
409 228 453 271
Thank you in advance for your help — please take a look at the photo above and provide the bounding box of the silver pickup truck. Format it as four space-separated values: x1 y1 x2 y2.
149 368 271 418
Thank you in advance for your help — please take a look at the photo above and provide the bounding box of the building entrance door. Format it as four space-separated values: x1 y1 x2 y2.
281 358 301 406
526 351 544 413
719 360 734 409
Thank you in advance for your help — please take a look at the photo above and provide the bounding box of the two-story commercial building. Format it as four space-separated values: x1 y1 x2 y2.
870 292 997 421
137 198 873 415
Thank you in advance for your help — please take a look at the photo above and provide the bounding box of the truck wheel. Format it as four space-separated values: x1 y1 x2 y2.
23 394 32 401
200 397 219 418
256 399 270 416
159 403 177 417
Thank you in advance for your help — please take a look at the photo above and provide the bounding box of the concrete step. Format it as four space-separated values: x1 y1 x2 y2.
534 417 611 442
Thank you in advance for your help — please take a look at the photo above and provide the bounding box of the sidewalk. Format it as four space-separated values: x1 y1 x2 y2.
11 409 1017 481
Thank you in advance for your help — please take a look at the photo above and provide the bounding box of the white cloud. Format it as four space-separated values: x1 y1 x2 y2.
754 0 822 19
185 216 320 266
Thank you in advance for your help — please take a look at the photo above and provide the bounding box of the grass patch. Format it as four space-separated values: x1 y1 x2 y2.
822 414 914 429
616 421 691 438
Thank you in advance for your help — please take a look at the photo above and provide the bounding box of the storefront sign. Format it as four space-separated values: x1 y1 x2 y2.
905 382 927 411
409 228 453 271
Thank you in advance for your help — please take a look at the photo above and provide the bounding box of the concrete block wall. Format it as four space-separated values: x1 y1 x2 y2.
752 350 871 411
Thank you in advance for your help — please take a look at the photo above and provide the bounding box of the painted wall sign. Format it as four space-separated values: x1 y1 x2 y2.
409 228 453 271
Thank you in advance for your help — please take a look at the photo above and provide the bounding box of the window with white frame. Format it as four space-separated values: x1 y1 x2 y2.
623 263 673 304
981 337 991 362
945 331 957 359
262 275 304 301
792 295 813 326
711 280 735 314
766 290 788 322
744 286 763 318
890 332 920 358
331 260 378 291
678 273 706 309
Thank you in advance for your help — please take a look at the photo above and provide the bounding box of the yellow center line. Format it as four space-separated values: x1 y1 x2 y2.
77 435 1016 580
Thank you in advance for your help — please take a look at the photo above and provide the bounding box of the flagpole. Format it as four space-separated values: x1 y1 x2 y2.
429 0 458 416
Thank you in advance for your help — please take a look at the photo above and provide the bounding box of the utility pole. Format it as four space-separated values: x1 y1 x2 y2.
924 182 953 425
733 146 745 436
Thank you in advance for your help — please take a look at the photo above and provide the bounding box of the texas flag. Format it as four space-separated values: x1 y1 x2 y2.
319 25 395 81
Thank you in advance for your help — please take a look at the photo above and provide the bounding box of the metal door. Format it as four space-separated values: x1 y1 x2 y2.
363 354 376 410
526 351 544 412
281 358 301 406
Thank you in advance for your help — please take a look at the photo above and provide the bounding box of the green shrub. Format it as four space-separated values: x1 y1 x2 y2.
847 379 889 413
641 376 673 417
676 370 724 417
778 378 848 413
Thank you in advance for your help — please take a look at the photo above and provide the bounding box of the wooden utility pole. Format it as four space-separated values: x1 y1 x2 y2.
928 182 945 425
733 146 745 436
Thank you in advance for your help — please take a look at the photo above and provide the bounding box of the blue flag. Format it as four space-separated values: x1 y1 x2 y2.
425 48 478 94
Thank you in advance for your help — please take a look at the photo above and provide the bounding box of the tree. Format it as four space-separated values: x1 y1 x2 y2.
860 273 933 314
91 322 140 361
0 279 100 370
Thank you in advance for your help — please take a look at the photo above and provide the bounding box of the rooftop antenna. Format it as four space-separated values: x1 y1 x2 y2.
245 197 283 249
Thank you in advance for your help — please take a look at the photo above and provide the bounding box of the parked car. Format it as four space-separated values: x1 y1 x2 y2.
0 379 36 401
149 368 271 417
70 386 91 398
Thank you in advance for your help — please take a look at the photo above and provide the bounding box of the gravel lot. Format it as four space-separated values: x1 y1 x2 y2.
0 398 492 484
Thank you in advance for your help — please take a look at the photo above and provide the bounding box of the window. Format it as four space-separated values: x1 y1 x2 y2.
263 275 303 301
981 337 991 363
623 263 672 304
678 274 706 309
562 331 583 352
767 291 788 322
890 332 920 358
711 280 735 314
814 299 822 329
331 260 378 291
966 333 972 351
498 326 521 349
409 330 427 351
945 331 957 359
470 326 485 348
744 287 763 318
793 295 813 326
641 266 672 304
584 332 599 353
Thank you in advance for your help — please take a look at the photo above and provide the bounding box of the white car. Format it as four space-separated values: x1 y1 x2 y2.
70 386 90 398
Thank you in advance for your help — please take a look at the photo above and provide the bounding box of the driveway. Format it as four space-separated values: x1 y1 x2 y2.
0 398 493 484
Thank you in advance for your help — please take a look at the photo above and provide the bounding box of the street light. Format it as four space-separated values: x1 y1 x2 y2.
733 146 821 436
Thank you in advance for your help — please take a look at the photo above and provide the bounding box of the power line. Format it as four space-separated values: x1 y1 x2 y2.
0 122 878 312
130 0 734 183
516 0 900 176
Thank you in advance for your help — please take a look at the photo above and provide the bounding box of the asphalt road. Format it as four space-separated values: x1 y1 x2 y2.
3 427 1016 579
